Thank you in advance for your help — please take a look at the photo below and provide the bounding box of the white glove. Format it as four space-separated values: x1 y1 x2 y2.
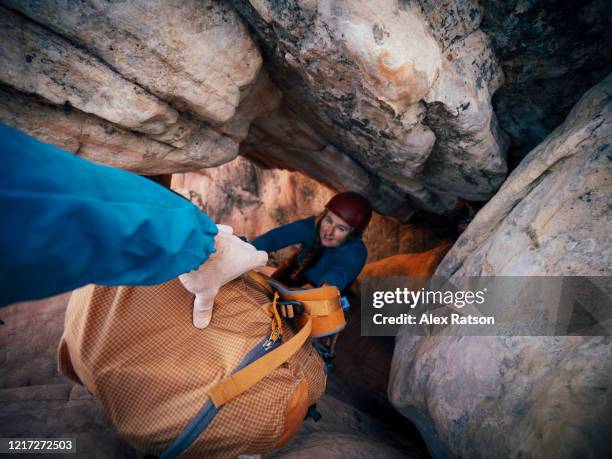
179 224 268 328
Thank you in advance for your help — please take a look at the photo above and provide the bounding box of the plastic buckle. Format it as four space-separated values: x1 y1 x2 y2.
277 300 303 319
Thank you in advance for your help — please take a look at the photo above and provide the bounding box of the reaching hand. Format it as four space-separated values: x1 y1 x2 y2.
179 224 268 328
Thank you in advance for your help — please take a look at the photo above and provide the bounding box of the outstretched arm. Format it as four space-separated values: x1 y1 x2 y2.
251 217 316 252
0 124 218 306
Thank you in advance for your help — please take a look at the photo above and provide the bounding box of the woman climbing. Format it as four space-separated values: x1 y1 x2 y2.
252 191 372 295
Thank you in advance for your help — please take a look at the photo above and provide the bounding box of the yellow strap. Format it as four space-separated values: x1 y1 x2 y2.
209 316 313 408
270 291 283 341
299 298 342 316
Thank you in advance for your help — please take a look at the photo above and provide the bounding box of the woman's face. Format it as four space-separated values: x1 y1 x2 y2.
319 210 352 247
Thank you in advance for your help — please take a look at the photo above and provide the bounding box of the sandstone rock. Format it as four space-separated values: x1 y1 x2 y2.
0 6 178 136
0 87 237 173
0 3 247 171
242 104 417 220
232 0 508 214
415 0 482 50
4 0 262 126
0 293 71 390
361 216 455 264
172 156 335 239
389 75 612 458
217 71 283 141
437 73 611 277
271 395 425 459
173 156 336 266
0 385 139 458
243 110 369 195
357 242 453 282
390 335 612 459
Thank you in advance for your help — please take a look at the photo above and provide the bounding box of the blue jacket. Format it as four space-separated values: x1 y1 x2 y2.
0 124 218 306
252 216 367 293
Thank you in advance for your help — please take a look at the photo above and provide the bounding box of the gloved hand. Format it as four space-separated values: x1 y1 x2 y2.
179 224 268 328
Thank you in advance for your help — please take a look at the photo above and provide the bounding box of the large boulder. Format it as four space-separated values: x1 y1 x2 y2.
0 0 280 173
437 74 611 278
0 86 234 173
231 0 508 215
271 395 425 458
389 75 612 458
2 0 262 126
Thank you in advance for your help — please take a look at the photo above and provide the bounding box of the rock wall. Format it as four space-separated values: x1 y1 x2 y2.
1 1 608 220
0 0 280 173
173 158 451 264
389 75 612 458
437 74 611 277
232 0 507 216
480 0 612 161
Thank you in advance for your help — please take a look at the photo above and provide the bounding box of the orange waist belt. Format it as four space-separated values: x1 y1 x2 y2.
247 271 346 339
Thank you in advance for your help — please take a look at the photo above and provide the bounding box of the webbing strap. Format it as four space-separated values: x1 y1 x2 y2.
159 337 281 459
247 272 341 317
208 316 313 408
159 401 218 459
297 298 341 316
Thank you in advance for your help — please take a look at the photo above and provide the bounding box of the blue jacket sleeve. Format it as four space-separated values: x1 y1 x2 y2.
317 242 367 292
0 124 218 306
251 217 316 252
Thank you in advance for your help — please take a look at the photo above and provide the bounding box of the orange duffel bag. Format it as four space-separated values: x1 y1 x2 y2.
57 272 344 457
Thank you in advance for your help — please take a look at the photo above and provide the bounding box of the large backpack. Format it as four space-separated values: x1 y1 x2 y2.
58 272 341 457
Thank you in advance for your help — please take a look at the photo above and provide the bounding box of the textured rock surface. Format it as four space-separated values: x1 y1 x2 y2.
0 0 280 173
390 335 612 459
2 0 262 125
0 87 234 173
389 75 612 458
356 242 453 282
0 7 178 136
0 294 142 458
480 0 612 160
272 395 425 458
173 156 334 266
437 74 611 277
1 0 609 220
232 0 507 215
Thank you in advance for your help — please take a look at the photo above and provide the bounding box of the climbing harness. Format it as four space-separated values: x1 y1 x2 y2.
248 271 347 370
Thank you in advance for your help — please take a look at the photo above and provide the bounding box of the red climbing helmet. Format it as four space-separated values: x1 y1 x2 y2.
325 191 372 232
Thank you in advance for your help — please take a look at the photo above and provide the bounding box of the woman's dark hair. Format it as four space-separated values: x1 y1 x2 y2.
273 210 359 287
